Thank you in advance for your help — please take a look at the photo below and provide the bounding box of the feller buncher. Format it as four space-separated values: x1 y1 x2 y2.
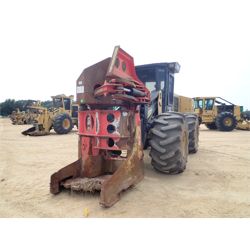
50 46 199 207
193 97 250 131
22 94 79 136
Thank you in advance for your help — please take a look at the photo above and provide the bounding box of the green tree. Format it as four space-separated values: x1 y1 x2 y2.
0 99 16 116
41 100 53 109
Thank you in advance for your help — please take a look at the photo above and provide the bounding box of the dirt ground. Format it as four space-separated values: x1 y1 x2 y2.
0 118 250 218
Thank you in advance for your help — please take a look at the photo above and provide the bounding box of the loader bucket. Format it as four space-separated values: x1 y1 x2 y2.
22 126 36 135
22 126 50 136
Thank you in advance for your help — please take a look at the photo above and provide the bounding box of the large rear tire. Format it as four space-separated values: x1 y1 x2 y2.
215 112 237 131
186 114 199 153
53 113 73 134
149 112 188 174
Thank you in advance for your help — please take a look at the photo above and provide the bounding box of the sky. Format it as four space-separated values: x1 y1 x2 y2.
0 0 249 109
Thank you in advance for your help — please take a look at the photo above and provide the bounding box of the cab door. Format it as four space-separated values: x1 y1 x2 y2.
167 74 174 111
202 98 215 123
194 98 204 116
157 67 174 112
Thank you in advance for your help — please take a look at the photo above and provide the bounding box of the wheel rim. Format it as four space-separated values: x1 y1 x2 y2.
62 118 70 129
223 117 233 127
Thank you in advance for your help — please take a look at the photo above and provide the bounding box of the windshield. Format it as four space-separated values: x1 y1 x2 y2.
136 68 157 93
64 98 71 110
205 99 214 110
53 98 63 108
194 99 203 109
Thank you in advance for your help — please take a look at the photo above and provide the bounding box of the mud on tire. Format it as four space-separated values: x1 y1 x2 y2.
149 112 189 174
53 113 73 134
186 114 199 153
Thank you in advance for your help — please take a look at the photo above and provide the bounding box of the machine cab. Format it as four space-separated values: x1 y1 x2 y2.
135 62 180 113
52 95 74 111
194 97 215 111
193 97 216 123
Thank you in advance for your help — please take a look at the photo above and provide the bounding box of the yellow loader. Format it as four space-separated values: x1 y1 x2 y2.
22 94 78 136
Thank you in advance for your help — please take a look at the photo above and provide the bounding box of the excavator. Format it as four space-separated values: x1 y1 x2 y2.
50 46 199 207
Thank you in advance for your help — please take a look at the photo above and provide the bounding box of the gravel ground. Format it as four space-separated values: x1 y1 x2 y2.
0 118 250 217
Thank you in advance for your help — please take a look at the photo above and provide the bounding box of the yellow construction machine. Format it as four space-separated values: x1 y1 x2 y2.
22 94 79 136
10 102 40 125
193 96 250 131
10 109 29 125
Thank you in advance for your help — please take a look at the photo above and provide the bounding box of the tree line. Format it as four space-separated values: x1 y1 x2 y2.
0 99 53 116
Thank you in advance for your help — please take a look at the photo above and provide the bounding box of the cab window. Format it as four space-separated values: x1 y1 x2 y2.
136 68 157 93
205 99 214 110
198 100 203 108
145 82 157 92
64 98 71 110
53 98 63 108
194 99 203 109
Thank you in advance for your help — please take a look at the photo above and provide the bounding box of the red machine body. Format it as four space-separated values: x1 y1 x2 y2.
50 46 150 207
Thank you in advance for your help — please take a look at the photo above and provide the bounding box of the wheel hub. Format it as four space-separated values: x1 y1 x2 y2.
63 119 70 129
223 117 233 127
